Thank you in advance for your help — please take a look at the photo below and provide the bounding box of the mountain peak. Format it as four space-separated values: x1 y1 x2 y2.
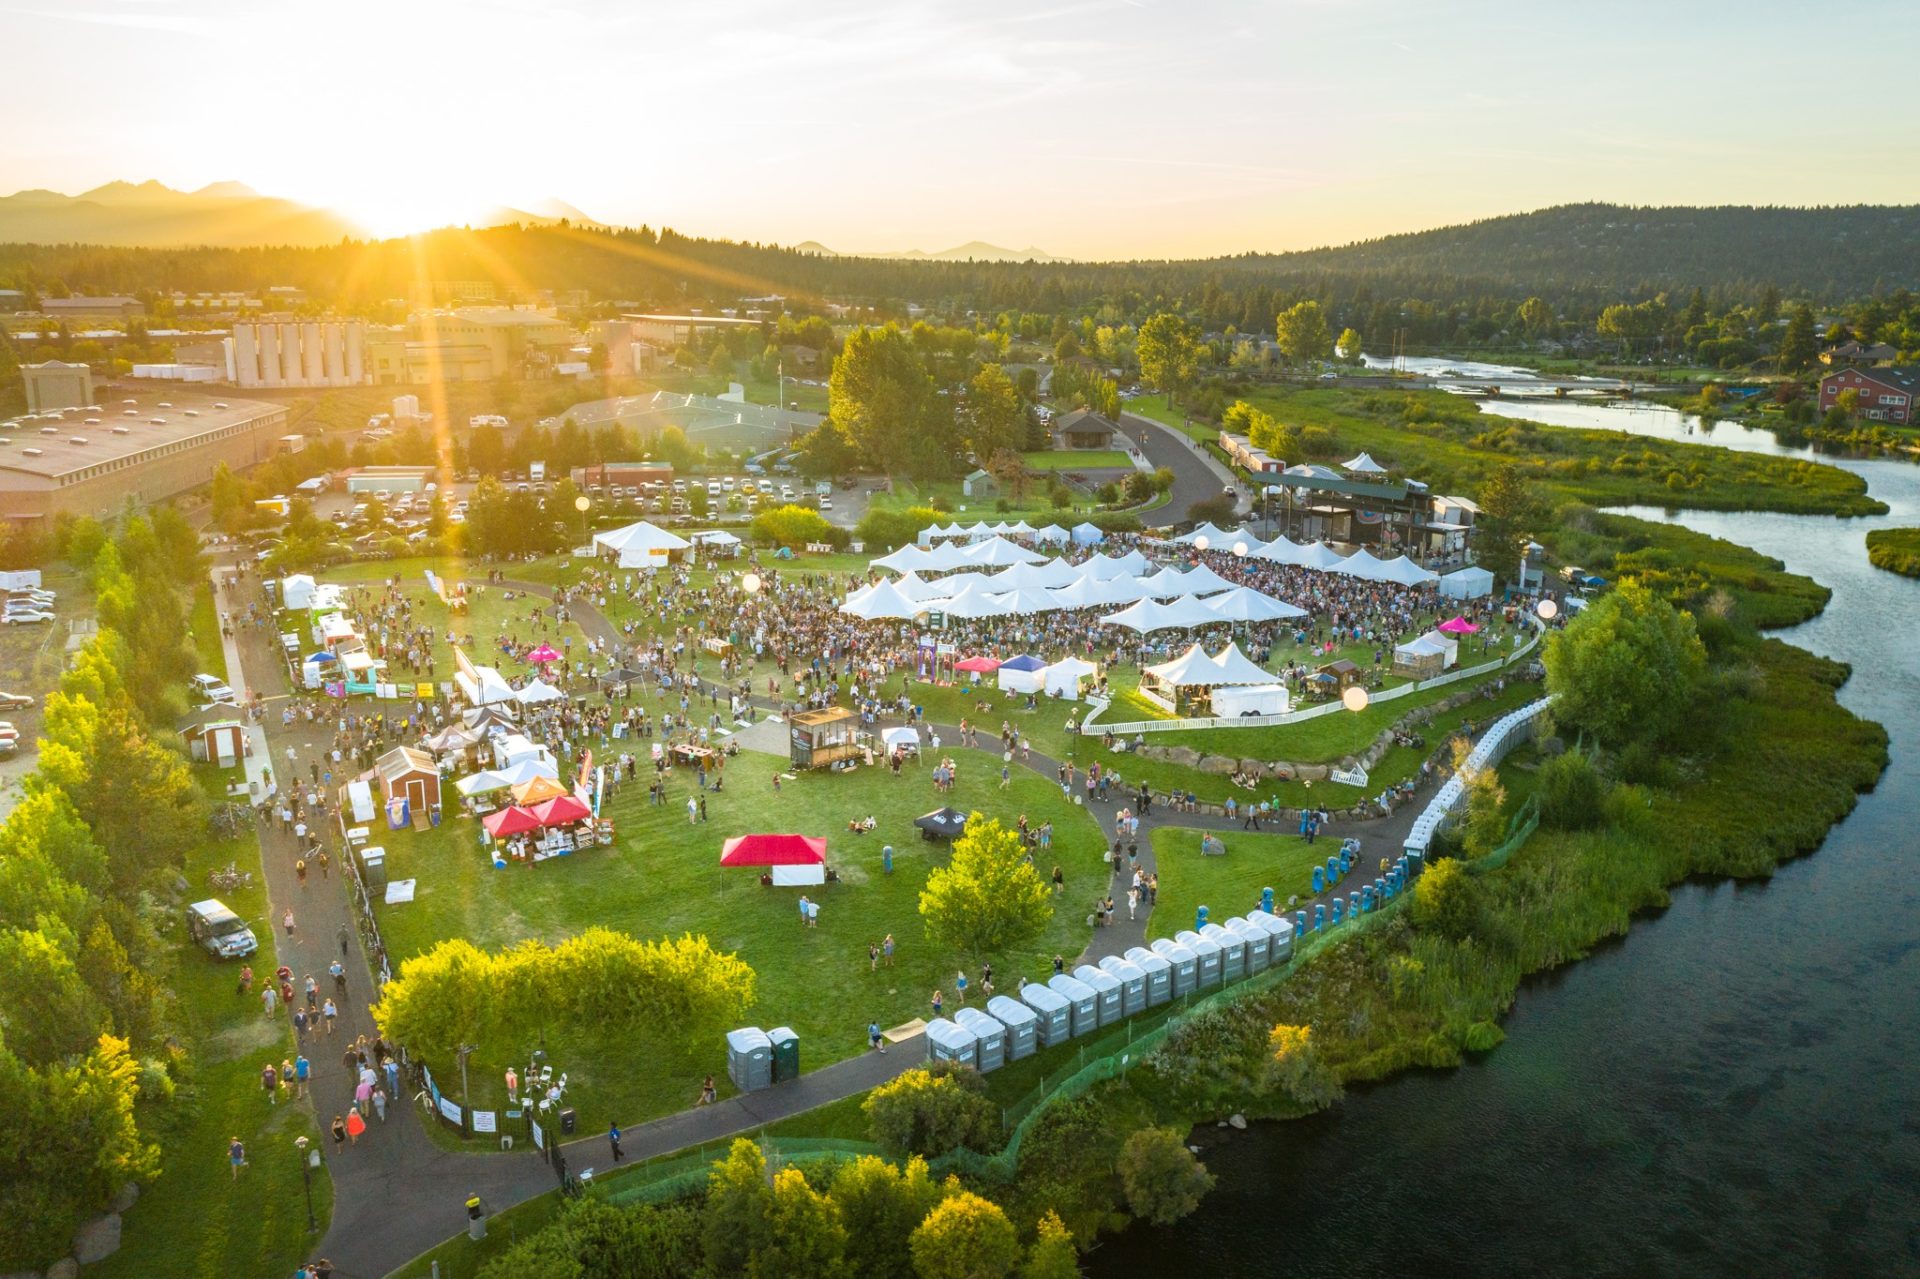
191 180 261 200
77 179 181 204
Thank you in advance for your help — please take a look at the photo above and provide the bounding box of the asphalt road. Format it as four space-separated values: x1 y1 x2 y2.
1116 408 1243 523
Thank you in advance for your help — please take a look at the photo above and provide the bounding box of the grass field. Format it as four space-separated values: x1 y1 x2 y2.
1866 527 1920 579
1023 450 1133 471
1146 827 1338 942
93 772 332 1279
373 739 1111 1133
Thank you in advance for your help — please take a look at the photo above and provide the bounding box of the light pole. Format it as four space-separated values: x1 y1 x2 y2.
295 1135 317 1233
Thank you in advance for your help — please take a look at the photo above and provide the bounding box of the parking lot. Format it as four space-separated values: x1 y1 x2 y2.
0 569 83 820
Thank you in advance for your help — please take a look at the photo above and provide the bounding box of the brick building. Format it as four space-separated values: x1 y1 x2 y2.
1817 366 1918 424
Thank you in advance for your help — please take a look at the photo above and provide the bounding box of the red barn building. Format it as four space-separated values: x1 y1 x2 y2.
1817 367 1918 424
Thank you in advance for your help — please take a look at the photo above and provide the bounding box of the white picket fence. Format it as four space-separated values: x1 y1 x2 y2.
1084 619 1544 738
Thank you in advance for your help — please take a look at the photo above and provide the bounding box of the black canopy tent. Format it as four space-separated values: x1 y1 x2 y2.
914 807 970 842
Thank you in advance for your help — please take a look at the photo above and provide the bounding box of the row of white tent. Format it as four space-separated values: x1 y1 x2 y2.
1171 523 1444 586
917 521 1107 546
874 534 1128 574
844 568 1307 631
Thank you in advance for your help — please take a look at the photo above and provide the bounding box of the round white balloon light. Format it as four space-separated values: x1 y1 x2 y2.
1341 685 1370 713
1537 597 1559 620
741 573 762 594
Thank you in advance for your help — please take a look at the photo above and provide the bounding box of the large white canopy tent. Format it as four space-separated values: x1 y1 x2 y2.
1373 554 1441 586
1082 549 1149 580
1438 565 1495 599
592 520 691 569
281 574 318 611
1040 656 1098 698
841 579 925 620
1293 542 1349 571
963 536 1048 566
1175 522 1236 547
989 588 1059 616
1034 524 1071 545
1343 452 1389 474
918 541 978 571
516 678 566 705
1070 522 1105 545
1141 643 1277 705
1203 586 1309 623
1330 547 1394 581
930 581 1013 619
1252 535 1306 565
890 571 948 603
456 663 519 707
872 543 935 573
1099 594 1221 633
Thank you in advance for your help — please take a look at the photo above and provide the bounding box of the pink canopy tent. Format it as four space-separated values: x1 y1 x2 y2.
1437 617 1481 635
525 643 563 664
482 805 543 837
952 656 1002 673
531 794 592 827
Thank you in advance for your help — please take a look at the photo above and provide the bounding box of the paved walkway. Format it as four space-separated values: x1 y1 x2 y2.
214 567 1448 1276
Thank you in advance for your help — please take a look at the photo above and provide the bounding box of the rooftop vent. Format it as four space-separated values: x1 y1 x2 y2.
22 447 42 456
69 437 88 445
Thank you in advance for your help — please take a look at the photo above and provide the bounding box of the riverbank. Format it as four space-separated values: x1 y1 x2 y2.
1865 527 1920 577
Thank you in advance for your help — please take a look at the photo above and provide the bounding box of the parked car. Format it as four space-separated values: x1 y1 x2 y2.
186 899 258 959
191 673 237 704
0 609 53 624
0 691 33 710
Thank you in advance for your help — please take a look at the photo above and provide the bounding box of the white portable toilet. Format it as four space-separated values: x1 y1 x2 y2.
1098 955 1148 1016
924 1017 979 1069
1125 946 1173 1006
1200 922 1248 982
1073 964 1124 1027
1224 917 1271 973
952 1007 1005 1072
1047 973 1099 1037
1247 909 1296 963
1020 982 1072 1047
1148 938 1198 997
1176 930 1224 988
987 994 1038 1061
725 1027 773 1093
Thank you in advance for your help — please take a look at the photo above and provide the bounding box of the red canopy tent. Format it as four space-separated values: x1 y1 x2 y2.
483 805 543 837
720 833 827 886
953 656 1001 673
531 794 592 827
1437 616 1481 635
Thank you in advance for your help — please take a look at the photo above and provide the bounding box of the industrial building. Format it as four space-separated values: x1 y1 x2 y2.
0 393 289 522
367 308 577 385
340 465 433 493
227 320 369 388
39 296 145 319
21 360 95 414
623 313 764 350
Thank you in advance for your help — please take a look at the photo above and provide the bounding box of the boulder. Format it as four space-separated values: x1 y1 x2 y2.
71 1215 121 1266
1162 746 1202 768
1194 754 1238 775
1294 763 1329 782
107 1183 139 1214
1266 761 1296 779
46 1260 77 1279
1227 1113 1248 1130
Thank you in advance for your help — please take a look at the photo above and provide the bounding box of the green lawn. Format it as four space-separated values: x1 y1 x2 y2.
866 481 1087 522
373 742 1110 1136
1023 450 1133 471
643 368 830 415
188 581 228 683
93 771 331 1279
1145 827 1337 944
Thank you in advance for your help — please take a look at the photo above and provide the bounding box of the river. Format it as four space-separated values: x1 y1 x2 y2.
1095 399 1920 1276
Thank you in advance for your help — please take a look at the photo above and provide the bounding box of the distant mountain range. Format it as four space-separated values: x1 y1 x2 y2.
0 181 602 247
790 239 1064 263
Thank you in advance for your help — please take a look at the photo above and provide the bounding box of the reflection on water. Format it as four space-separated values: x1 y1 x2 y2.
1093 453 1920 1278
1472 396 1819 460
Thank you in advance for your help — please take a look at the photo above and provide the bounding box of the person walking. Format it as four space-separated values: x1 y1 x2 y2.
372 1087 388 1123
261 1061 278 1106
687 795 698 825
304 975 318 1009
869 1020 888 1054
282 907 296 937
954 969 968 1005
345 1107 366 1146
317 849 330 880
262 984 279 1019
295 858 308 888
608 1123 624 1162
930 988 943 1019
294 1053 310 1098
882 934 895 966
229 1136 247 1180
322 997 338 1035
330 1114 347 1155
868 941 880 972
337 923 350 958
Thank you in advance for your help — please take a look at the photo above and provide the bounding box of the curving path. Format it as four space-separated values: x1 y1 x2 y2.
218 569 1451 1276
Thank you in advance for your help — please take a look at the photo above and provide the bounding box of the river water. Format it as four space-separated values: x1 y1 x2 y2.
1096 399 1920 1276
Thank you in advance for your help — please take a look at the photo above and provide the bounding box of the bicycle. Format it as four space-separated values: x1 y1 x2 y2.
208 861 254 891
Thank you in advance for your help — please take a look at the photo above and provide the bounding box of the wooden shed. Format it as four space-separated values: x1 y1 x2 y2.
1316 658 1363 690
788 707 863 770
179 713 247 768
375 744 441 815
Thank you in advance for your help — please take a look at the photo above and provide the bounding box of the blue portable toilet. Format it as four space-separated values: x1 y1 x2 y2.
1339 845 1354 874
925 1017 978 1069
1199 923 1247 982
1375 876 1387 901
1224 917 1270 972
1048 974 1099 1037
1407 849 1424 878
1330 898 1344 925
985 994 1038 1061
1261 886 1275 913
1248 908 1295 963
1176 930 1224 988
1326 855 1341 885
1195 904 1210 930
1099 955 1148 1016
1074 965 1124 1027
1313 903 1326 931
952 1007 1005 1072
1148 938 1198 997
1124 946 1173 1006
1349 891 1361 919
1295 908 1308 934
1019 982 1071 1047
882 845 893 874
1311 865 1325 894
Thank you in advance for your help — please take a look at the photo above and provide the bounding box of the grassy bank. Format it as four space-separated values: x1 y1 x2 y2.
1865 527 1920 578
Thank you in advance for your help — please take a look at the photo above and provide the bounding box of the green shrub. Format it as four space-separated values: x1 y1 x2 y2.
864 1062 1001 1159
1116 1127 1215 1226
1409 858 1480 941
1536 748 1607 830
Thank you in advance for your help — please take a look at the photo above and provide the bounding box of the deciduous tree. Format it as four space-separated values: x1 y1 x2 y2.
1136 312 1198 407
1116 1126 1215 1225
917 816 1052 962
910 1190 1020 1279
1544 581 1708 749
1274 301 1333 366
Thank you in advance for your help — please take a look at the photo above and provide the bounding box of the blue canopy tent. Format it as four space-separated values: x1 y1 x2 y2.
997 653 1049 694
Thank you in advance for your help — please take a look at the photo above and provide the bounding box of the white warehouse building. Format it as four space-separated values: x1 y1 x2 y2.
226 320 369 388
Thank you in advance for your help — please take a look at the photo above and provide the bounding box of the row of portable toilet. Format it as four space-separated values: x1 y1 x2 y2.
924 909 1297 1072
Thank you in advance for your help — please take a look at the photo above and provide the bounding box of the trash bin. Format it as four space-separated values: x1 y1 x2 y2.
1124 946 1173 1007
1098 955 1147 1016
924 1017 978 1068
726 1026 773 1093
1176 930 1223 988
358 846 386 893
985 994 1038 1061
953 1007 1005 1071
767 1026 800 1083
1073 965 1123 1027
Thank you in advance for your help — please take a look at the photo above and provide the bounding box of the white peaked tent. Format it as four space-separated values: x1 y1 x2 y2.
1141 643 1220 686
1094 574 1150 604
1083 549 1149 580
1007 520 1037 535
842 581 876 610
1159 594 1227 628
1392 635 1452 678
1099 598 1181 633
938 522 970 540
593 520 691 568
1029 557 1083 588
891 571 947 603
1253 535 1306 565
1222 533 1267 557
457 663 519 707
1295 542 1349 571
1204 586 1309 622
1204 641 1280 684
931 581 1013 619
1175 522 1236 547
918 541 977 571
1416 630 1460 666
1070 522 1106 545
1047 576 1110 611
872 543 934 573
927 571 992 597
1136 568 1187 599
842 579 925 620
1438 565 1495 599
1041 656 1098 698
1034 523 1071 545
963 522 995 540
990 588 1058 616
1331 548 1393 581
983 560 1063 593
281 574 318 610
1171 563 1236 595
1374 555 1440 586
964 536 1047 566
1343 452 1389 474
516 678 566 704
917 524 945 546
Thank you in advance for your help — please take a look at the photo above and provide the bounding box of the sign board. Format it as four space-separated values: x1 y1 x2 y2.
437 1093 463 1126
470 1110 498 1134
530 1116 546 1150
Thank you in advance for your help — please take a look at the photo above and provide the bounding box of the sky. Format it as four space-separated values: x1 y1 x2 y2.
3 0 1917 260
